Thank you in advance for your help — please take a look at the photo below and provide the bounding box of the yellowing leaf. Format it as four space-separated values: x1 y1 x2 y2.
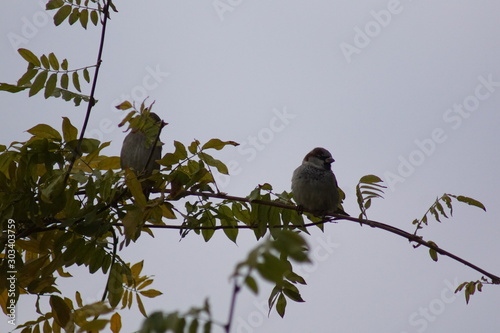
137 279 153 290
130 260 144 278
122 208 144 242
27 124 62 141
124 169 146 208
75 291 83 308
79 319 108 331
97 156 121 170
62 117 78 141
455 195 486 212
116 101 133 110
161 203 177 219
110 312 122 333
136 294 147 317
139 289 163 298
201 138 239 150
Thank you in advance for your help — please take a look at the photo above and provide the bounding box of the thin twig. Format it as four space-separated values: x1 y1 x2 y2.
64 0 111 184
224 279 241 333
16 188 500 284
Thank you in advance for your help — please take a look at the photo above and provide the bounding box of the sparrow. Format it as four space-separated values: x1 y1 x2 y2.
120 112 163 198
291 147 347 216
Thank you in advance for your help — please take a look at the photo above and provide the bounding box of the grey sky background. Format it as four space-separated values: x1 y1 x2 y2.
1 1 500 332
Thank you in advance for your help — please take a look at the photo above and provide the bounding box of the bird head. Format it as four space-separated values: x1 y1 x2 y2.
303 147 335 170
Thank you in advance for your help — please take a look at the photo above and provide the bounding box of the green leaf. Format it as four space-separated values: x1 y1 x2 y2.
48 52 59 70
18 48 41 67
201 212 215 242
17 66 39 85
54 5 72 25
61 58 68 70
248 187 260 201
60 73 69 89
359 174 385 184
245 276 259 294
273 230 309 263
27 124 62 141
276 293 287 318
62 117 78 141
50 295 72 328
68 8 80 25
40 54 50 69
107 264 124 307
83 68 90 83
199 152 229 175
189 319 199 333
46 0 64 10
0 83 28 93
256 253 288 283
188 140 199 154
202 138 239 150
428 241 438 262
455 195 486 212
80 9 89 29
72 71 81 92
44 73 58 98
173 140 188 160
90 10 99 25
221 218 238 243
283 285 305 302
286 271 306 285
29 71 48 96
203 321 211 333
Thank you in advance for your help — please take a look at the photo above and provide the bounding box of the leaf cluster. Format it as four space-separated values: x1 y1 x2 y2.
0 117 161 332
140 300 213 333
355 174 385 219
412 193 486 234
0 49 93 106
47 0 104 28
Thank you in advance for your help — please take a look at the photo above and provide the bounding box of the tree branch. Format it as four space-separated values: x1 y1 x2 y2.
64 0 111 183
139 190 500 284
224 279 241 333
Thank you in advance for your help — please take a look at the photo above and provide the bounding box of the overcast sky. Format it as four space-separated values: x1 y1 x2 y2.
2 1 500 332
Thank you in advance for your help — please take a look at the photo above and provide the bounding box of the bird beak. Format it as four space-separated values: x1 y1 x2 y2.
325 157 335 163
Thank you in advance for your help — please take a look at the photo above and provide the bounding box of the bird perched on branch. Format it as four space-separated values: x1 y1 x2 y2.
291 147 348 216
120 112 164 198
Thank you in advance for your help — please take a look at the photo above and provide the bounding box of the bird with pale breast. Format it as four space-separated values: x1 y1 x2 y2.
292 147 348 216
